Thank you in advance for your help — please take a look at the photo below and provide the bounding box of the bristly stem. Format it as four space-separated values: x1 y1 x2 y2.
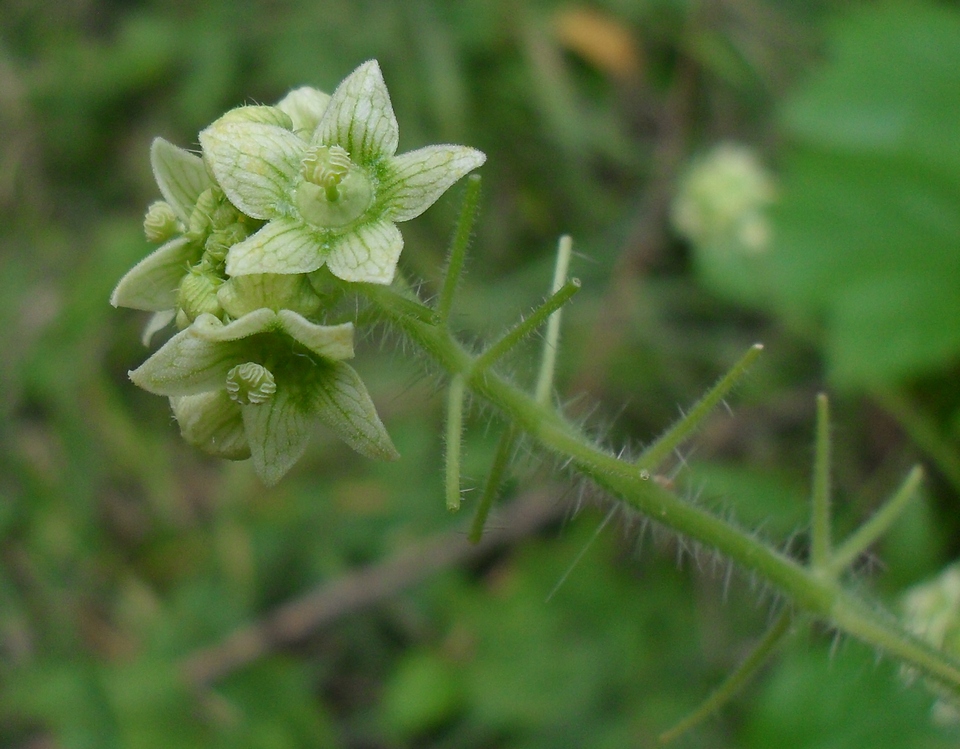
445 374 466 511
658 610 794 744
470 237 575 540
437 174 482 324
637 343 764 470
471 279 580 375
468 424 519 543
830 465 924 575
811 394 832 573
363 282 960 696
535 235 573 405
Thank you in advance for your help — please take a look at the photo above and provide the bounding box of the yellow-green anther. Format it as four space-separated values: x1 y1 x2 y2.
178 267 223 322
225 362 277 405
143 200 180 243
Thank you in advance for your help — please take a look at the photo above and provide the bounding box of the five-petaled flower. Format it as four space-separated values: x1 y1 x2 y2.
200 60 486 285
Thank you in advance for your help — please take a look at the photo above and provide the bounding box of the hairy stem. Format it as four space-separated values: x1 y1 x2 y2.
367 285 960 693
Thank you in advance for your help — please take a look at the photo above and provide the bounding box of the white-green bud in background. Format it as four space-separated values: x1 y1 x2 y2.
671 143 775 254
902 563 960 723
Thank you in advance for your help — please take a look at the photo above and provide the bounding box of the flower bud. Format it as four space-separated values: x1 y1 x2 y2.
217 274 322 318
187 187 239 242
143 201 181 243
671 143 775 254
276 86 331 135
204 222 250 267
178 267 223 322
225 362 277 405
216 105 293 130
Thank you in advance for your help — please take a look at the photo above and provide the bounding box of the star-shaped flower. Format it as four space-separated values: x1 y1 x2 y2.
129 308 398 485
199 60 486 285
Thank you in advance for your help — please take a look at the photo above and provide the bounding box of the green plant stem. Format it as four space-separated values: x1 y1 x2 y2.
830 465 924 575
658 610 794 744
446 374 466 511
437 174 482 323
811 393 832 572
535 234 573 404
637 343 764 470
367 285 960 691
471 279 580 374
469 424 519 543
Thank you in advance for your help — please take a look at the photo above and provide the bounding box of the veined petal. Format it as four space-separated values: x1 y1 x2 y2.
225 218 327 276
313 60 399 162
310 361 399 461
151 138 213 225
191 309 278 342
277 311 354 361
171 392 250 460
199 120 304 220
325 220 403 285
129 325 244 396
242 386 311 486
111 236 199 311
382 146 486 222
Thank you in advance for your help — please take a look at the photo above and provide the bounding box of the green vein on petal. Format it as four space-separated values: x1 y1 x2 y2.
225 218 327 276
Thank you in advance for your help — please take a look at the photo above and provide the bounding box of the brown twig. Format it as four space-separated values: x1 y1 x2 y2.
179 487 567 687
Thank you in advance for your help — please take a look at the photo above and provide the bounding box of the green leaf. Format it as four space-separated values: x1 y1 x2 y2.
242 386 310 485
770 2 960 386
310 361 399 461
110 236 198 311
199 120 303 220
150 138 213 225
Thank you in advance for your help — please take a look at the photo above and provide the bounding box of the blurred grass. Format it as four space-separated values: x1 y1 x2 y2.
2 0 960 747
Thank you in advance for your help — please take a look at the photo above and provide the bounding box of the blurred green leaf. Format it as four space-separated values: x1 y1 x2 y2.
770 1 960 387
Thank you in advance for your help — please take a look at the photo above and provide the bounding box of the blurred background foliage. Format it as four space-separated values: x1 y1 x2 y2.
2 0 960 746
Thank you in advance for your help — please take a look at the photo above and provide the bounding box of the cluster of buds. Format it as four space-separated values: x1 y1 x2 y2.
112 61 485 484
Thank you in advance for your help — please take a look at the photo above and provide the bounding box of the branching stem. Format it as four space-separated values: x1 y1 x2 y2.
367 283 960 693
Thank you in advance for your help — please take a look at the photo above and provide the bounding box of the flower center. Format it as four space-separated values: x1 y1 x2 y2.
296 145 374 228
225 362 277 405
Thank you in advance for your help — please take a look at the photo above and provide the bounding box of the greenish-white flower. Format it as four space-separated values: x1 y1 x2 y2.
199 60 486 285
671 143 775 254
129 309 398 485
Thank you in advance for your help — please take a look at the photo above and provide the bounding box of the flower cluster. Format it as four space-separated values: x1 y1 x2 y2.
112 61 485 484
